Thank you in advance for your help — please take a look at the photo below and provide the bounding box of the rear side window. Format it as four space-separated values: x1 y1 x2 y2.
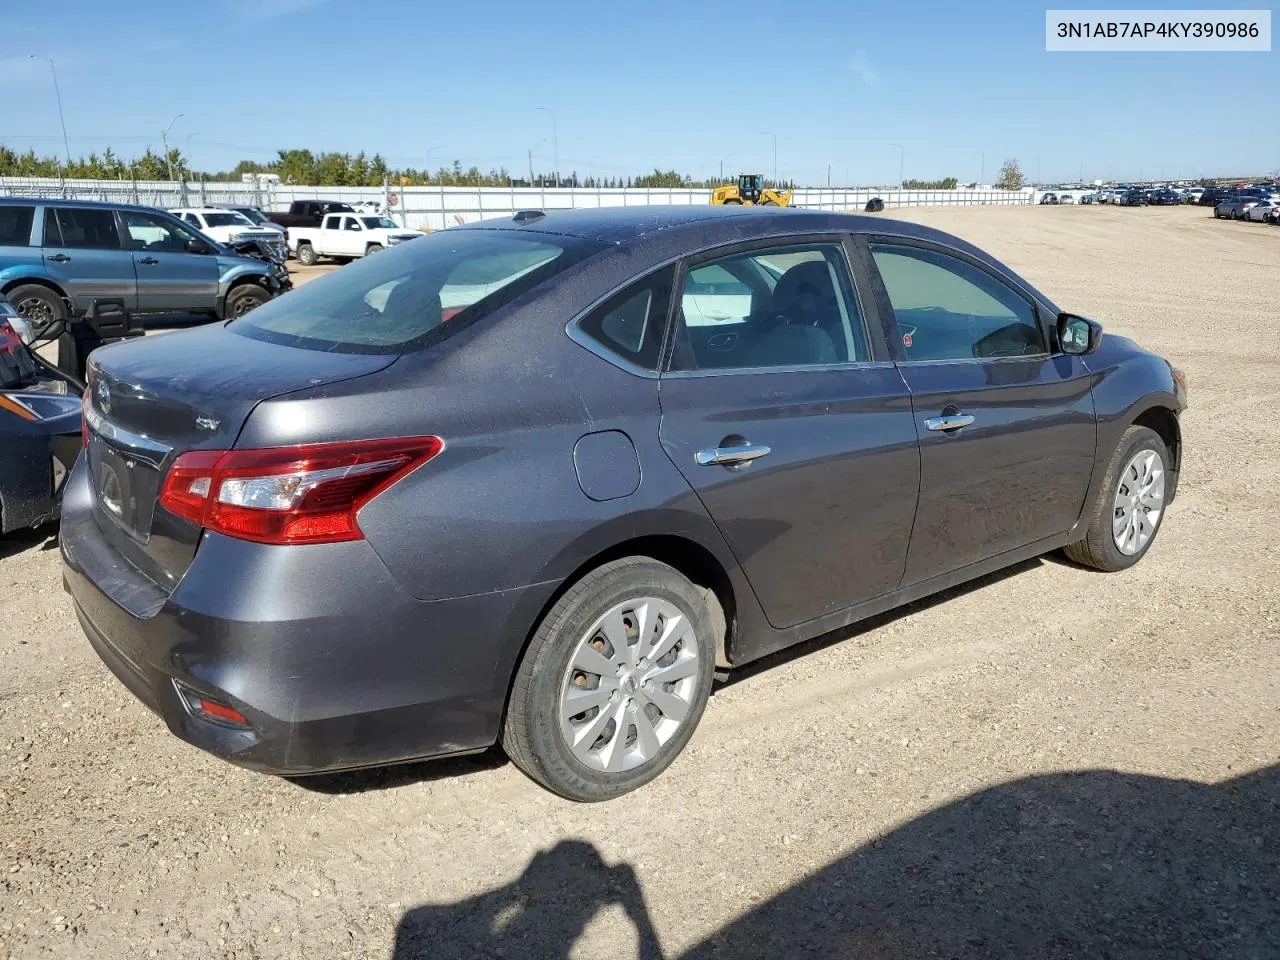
575 267 674 371
51 208 121 250
0 206 35 246
234 229 607 354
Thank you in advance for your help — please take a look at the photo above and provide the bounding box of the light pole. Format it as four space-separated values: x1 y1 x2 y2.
537 107 558 188
161 113 183 182
889 143 904 187
719 152 734 182
1033 156 1041 186
29 55 71 169
528 138 546 186
979 151 985 186
760 131 777 183
587 155 599 186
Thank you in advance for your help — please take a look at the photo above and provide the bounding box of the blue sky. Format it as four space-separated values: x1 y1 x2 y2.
2 0 1276 184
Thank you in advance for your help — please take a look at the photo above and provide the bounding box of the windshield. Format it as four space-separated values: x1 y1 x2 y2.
233 229 607 354
361 216 399 229
235 207 269 224
204 212 253 227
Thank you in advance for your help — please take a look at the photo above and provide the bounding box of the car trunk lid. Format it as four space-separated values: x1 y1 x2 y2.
83 323 396 593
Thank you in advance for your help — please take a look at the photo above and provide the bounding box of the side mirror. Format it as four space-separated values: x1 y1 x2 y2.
1057 313 1102 355
185 238 210 254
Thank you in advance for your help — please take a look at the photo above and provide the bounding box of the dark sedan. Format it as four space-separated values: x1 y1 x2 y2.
1148 189 1181 206
1118 190 1148 206
61 207 1187 801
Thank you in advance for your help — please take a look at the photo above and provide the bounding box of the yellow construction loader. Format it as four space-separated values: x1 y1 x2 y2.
711 173 791 207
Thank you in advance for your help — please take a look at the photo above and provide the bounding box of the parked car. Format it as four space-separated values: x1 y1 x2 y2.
0 296 82 534
1058 192 1076 204
1244 198 1280 222
0 198 291 327
1148 189 1181 206
1079 191 1096 205
1118 189 1147 206
1039 192 1059 205
266 200 357 231
353 201 385 215
1215 193 1263 219
288 213 421 265
170 208 287 261
1182 188 1205 204
62 206 1187 800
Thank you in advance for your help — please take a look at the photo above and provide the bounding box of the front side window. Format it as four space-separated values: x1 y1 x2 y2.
52 208 121 250
343 217 362 232
0 206 35 246
120 211 194 253
668 243 870 371
870 244 1046 361
234 230 606 354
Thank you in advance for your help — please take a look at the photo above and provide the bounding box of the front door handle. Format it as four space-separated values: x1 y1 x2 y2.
46 254 71 263
695 443 771 467
137 257 160 265
924 414 976 432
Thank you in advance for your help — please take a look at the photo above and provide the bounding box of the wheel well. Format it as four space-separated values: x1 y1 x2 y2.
1133 406 1181 473
522 536 737 676
2 277 69 307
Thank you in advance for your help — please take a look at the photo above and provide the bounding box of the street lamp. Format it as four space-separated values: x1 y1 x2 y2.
161 113 184 182
587 155 599 186
759 132 777 183
719 152 734 182
1033 156 1041 186
889 143 904 187
979 151 985 186
29 55 71 169
537 107 559 188
527 138 546 186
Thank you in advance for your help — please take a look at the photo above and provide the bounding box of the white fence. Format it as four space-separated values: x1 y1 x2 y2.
0 177 1035 231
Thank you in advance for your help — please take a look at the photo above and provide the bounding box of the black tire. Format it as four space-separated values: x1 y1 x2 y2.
365 243 384 255
1063 425 1169 572
6 283 66 334
761 199 777 206
295 242 317 266
723 199 742 205
502 557 717 801
223 283 270 319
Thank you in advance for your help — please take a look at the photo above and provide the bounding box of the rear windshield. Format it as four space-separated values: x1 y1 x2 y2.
232 229 607 354
203 212 251 227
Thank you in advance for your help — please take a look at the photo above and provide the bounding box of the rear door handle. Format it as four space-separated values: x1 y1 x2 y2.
46 254 71 263
695 443 771 467
137 257 160 265
924 414 976 432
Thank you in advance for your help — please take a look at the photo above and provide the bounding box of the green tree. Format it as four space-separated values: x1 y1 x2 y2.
996 159 1024 191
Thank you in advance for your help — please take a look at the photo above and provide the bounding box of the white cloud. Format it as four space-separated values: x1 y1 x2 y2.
849 50 881 86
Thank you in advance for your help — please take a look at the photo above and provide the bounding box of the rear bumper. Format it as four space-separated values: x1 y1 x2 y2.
60 456 554 776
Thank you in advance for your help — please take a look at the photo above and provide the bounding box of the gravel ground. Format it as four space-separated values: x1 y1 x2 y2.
2 205 1277 959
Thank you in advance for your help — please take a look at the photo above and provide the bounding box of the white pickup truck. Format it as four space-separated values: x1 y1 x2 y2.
288 214 421 265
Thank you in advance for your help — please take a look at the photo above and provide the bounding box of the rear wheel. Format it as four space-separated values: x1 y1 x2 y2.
1063 425 1169 572
503 557 716 801
223 283 270 319
7 283 66 334
296 242 317 266
761 199 777 206
723 199 742 205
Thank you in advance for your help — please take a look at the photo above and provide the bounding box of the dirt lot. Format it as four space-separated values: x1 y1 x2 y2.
2 205 1278 959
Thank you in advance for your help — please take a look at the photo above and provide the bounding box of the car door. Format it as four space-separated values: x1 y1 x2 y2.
40 207 137 311
865 239 1097 586
657 237 921 631
340 216 365 256
117 210 219 313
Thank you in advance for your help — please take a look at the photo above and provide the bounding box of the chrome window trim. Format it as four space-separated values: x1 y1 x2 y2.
662 360 897 379
84 404 172 469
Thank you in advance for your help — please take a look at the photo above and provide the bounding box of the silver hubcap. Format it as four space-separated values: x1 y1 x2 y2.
559 597 700 773
1113 449 1165 555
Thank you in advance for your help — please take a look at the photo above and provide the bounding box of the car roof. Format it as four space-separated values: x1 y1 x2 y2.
0 196 166 214
172 207 238 214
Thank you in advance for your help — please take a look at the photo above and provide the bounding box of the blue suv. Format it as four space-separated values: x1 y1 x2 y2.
0 198 290 328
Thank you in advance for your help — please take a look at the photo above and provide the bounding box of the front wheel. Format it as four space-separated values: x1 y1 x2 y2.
295 242 317 266
1063 425 1169 571
224 283 270 319
502 557 716 801
365 243 384 255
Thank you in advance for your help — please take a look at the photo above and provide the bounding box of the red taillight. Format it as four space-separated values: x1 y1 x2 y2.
196 698 249 726
0 321 22 355
158 436 443 545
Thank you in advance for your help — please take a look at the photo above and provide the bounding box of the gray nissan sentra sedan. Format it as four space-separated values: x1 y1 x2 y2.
61 206 1187 801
